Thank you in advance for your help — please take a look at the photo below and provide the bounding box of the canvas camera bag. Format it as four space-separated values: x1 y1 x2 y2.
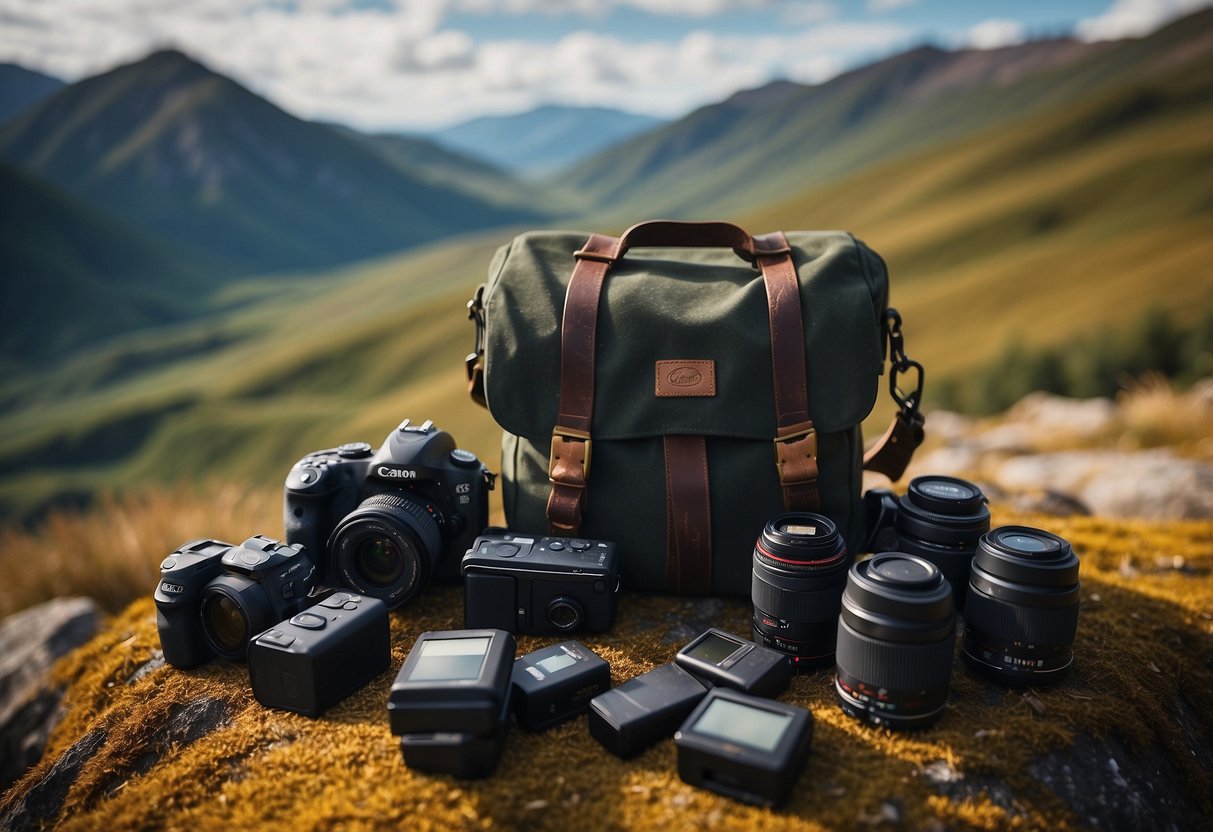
466 220 925 596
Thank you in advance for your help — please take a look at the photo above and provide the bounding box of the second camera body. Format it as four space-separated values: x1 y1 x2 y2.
462 533 620 635
155 535 317 667
284 418 492 609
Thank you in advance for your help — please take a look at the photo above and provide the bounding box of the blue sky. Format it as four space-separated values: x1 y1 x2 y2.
0 1 1206 130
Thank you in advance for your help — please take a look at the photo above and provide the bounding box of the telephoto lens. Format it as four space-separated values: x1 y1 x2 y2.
752 512 852 670
867 476 990 610
835 553 955 730
962 526 1080 686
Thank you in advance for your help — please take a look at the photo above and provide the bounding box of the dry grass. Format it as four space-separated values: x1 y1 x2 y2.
1116 374 1213 457
0 484 279 620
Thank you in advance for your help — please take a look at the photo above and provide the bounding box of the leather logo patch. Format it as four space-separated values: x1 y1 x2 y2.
656 360 716 398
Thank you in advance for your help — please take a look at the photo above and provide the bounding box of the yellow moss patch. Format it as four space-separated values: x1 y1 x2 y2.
3 512 1211 831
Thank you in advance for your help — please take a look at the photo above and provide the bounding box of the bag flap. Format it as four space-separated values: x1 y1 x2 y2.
483 229 887 441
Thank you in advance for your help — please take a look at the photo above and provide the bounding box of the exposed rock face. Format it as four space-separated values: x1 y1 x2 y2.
0 597 99 790
904 386 1213 520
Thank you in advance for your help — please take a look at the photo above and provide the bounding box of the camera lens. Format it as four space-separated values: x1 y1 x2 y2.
354 536 405 588
200 575 279 660
328 493 442 609
962 526 1080 686
201 593 247 655
546 597 583 631
752 512 852 670
834 552 955 730
888 476 990 611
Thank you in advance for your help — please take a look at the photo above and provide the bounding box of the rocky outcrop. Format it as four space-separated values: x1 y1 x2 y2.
0 597 99 790
904 385 1213 519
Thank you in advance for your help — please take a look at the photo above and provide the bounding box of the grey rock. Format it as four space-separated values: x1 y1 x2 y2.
0 597 100 790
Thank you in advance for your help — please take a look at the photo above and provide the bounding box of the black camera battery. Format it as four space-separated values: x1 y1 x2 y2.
587 663 706 759
674 687 814 808
248 592 390 717
388 629 516 737
512 641 611 732
398 686 512 779
675 628 793 698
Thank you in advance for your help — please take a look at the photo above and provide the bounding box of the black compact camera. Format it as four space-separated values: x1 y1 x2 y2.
155 535 317 667
462 533 620 635
284 418 492 609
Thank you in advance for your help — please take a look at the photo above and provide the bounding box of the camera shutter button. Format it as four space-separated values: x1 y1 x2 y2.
548 541 565 551
160 557 177 570
496 543 520 558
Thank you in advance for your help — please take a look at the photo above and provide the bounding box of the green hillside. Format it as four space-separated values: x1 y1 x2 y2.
740 58 1213 386
0 50 542 274
0 164 223 367
1 14 1211 524
564 10 1213 220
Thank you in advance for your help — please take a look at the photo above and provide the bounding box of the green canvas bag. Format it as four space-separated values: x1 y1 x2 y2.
466 220 925 596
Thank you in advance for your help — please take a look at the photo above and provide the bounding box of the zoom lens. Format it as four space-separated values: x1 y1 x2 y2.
835 552 955 729
200 575 278 660
328 493 442 609
752 512 852 670
889 476 990 611
962 526 1080 686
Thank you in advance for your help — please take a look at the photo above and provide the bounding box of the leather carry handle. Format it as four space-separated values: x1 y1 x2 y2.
611 220 759 264
546 223 818 536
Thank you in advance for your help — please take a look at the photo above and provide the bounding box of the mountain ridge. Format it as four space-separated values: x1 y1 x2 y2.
0 49 543 274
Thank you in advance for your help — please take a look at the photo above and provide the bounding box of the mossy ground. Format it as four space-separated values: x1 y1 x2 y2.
3 509 1211 831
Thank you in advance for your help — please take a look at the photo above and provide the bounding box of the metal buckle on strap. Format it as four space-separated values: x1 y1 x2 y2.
549 427 592 484
773 426 817 483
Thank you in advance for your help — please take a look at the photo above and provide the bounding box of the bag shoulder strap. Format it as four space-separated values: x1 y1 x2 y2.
547 221 820 535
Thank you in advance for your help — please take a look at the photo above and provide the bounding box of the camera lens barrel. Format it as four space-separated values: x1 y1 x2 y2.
328 493 442 609
890 476 990 610
751 512 851 670
834 553 955 730
962 526 1080 686
200 575 277 660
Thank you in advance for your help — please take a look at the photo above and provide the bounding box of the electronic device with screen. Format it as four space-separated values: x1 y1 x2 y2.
247 591 389 716
587 663 707 759
387 629 516 736
674 628 792 698
674 687 814 808
397 686 512 779
511 641 611 732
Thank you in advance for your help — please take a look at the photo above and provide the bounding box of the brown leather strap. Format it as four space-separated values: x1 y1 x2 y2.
755 231 821 512
863 410 925 481
664 435 713 595
547 224 818 534
547 233 617 533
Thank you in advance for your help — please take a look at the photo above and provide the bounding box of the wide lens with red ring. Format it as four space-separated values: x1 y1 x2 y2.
751 512 852 671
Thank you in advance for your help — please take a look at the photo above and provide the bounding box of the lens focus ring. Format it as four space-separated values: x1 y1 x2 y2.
835 617 954 693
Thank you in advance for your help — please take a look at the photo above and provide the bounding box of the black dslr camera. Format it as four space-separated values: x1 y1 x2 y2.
154 535 316 668
462 533 619 635
284 419 492 609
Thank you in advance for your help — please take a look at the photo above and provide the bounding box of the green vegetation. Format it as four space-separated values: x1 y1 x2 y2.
933 305 1213 414
1 12 1211 525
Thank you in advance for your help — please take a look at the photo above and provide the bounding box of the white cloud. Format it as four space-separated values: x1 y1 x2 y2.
867 0 918 13
781 2 838 26
1076 0 1213 41
962 18 1027 50
0 0 913 129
